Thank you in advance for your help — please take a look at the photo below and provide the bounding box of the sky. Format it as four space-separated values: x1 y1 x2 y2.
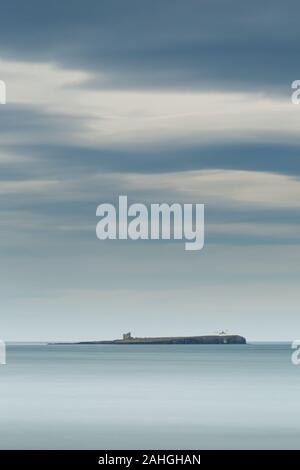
0 0 299 341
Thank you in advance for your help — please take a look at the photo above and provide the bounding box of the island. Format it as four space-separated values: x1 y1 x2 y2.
75 331 246 345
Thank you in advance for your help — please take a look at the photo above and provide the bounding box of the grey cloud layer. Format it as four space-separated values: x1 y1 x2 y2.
0 0 299 92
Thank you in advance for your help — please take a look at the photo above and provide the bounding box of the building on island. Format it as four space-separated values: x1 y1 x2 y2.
123 332 132 341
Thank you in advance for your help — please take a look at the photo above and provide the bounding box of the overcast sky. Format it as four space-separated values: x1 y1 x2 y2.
0 0 299 341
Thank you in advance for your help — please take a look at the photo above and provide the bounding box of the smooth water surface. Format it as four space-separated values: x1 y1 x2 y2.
0 343 299 449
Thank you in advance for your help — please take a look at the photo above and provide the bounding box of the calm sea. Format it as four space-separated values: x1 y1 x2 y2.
0 343 299 449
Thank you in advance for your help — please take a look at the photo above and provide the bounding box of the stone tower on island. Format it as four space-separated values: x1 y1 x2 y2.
123 332 132 341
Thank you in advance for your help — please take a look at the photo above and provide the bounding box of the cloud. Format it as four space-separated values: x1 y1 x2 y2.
0 55 299 191
0 55 299 185
0 0 299 93
2 55 300 149
121 170 300 209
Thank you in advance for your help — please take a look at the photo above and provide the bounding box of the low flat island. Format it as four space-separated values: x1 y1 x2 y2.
76 332 246 345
